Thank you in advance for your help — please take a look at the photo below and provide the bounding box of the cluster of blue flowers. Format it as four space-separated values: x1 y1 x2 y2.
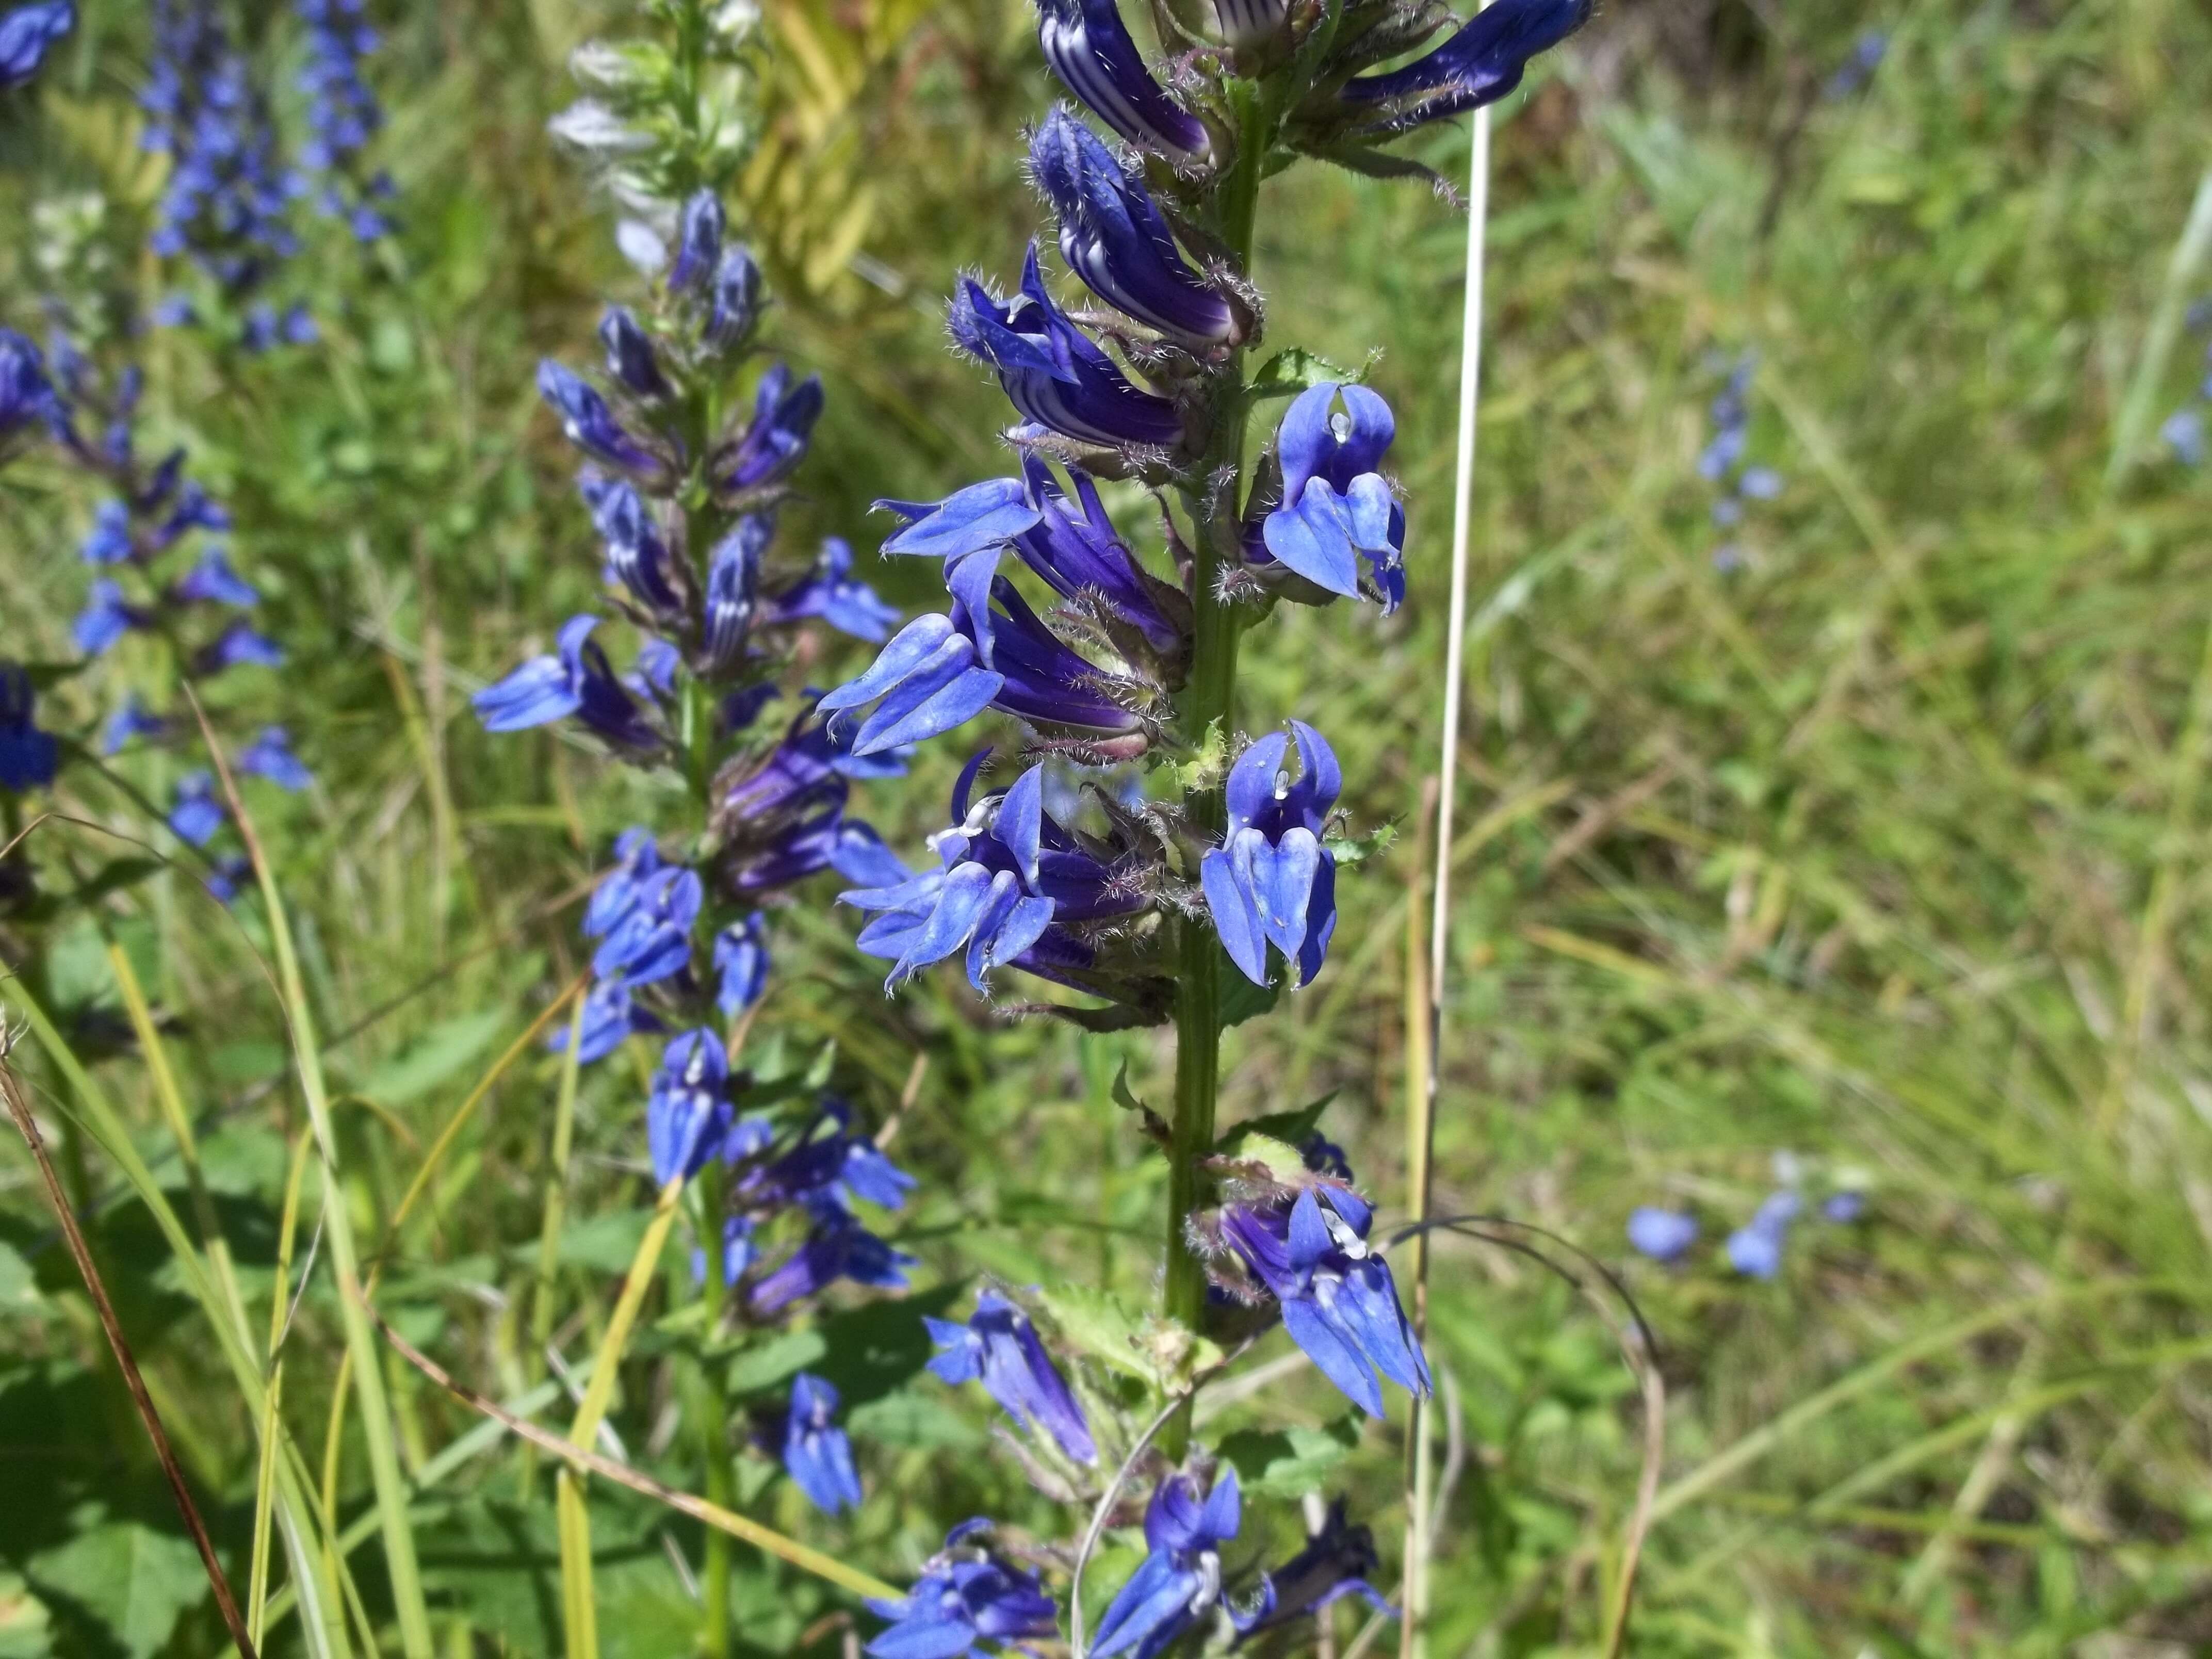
1699 352 1782 573
1628 1186 1867 1279
294 0 395 242
2161 302 2212 468
0 0 71 90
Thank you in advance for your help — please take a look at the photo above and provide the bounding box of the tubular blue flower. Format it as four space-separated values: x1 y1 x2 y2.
925 1289 1096 1463
1240 1499 1391 1639
585 826 662 937
598 307 671 400
843 758 1141 992
198 621 287 673
172 546 259 607
718 364 823 493
1823 1191 1866 1224
0 664 59 793
702 514 771 672
1260 384 1404 610
1094 1470 1250 1659
237 726 313 791
882 459 1181 658
783 1373 863 1515
706 246 765 351
710 714 905 896
79 501 132 565
1726 1191 1800 1280
1030 108 1232 348
580 473 682 619
1625 1207 1698 1263
0 2 74 91
0 329 54 444
73 578 141 656
168 770 225 847
949 247 1184 451
865 1521 1059 1659
646 1029 733 1186
1217 1183 1430 1418
538 360 665 477
817 615 1003 758
749 1211 917 1313
1339 0 1591 129
592 865 702 987
101 696 167 757
205 853 252 906
715 912 771 1015
1201 721 1340 987
690 1215 758 1289
549 974 664 1064
766 538 901 643
473 615 661 750
669 190 725 295
1033 0 1209 161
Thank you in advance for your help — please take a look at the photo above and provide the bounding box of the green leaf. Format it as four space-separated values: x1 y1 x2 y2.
723 1327 829 1396
1248 347 1357 400
1217 1092 1338 1156
1038 1286 1222 1391
355 1010 509 1104
546 1207 655 1275
1218 958 1282 1029
0 1573 53 1659
68 858 164 908
1325 821 1398 868
1217 1418 1361 1499
848 1389 985 1450
27 1522 207 1659
0 1243 41 1314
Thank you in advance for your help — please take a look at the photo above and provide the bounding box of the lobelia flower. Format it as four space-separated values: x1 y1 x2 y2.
949 247 1184 451
842 756 1143 992
205 853 252 906
172 546 259 607
296 0 394 239
1094 1469 1260 1659
1338 0 1592 132
926 1289 1097 1463
1033 0 1210 161
1238 1499 1392 1639
168 770 225 847
598 306 672 401
765 538 902 643
472 614 661 750
0 664 59 793
645 1029 734 1186
711 713 906 895
783 1372 863 1515
79 501 133 565
580 473 684 622
102 696 168 757
1 330 55 447
1201 721 1341 987
1725 1191 1801 1280
198 620 287 673
669 191 726 294
865 1519 1060 1659
1215 1177 1430 1418
237 726 314 791
74 578 142 656
1625 1207 1698 1263
0 1 73 91
717 364 825 495
1824 30 1888 100
714 912 771 1015
537 361 668 480
1822 1191 1866 1224
1029 108 1234 349
705 245 766 353
1259 384 1405 611
593 865 704 987
550 974 664 1064
748 1210 918 1314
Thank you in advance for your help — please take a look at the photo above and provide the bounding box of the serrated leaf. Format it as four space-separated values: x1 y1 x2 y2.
356 1009 509 1104
27 1522 206 1659
1248 347 1357 400
1038 1286 1221 1390
1325 821 1398 868
1217 1418 1361 1498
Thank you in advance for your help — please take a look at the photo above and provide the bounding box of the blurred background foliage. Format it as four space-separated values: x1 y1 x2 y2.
7 0 2212 1654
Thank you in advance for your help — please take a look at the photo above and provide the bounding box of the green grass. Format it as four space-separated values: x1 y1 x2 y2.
7 0 2212 1654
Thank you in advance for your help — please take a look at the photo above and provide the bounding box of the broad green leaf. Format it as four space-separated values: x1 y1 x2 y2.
848 1388 985 1450
1039 1286 1221 1390
1217 1418 1361 1498
0 1573 52 1659
1248 347 1357 400
724 1327 829 1395
548 1207 654 1274
1218 1092 1338 1156
355 1010 509 1104
27 1522 206 1659
0 1243 40 1314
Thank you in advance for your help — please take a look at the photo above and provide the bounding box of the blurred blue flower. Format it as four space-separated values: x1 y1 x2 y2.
783 1372 863 1515
0 1 73 91
538 361 666 479
295 0 392 238
669 191 725 295
714 912 771 1015
1726 1191 1801 1280
1822 1191 1866 1224
1825 30 1888 100
926 1289 1096 1463
717 363 824 494
237 726 313 791
172 546 259 607
1625 1206 1698 1263
598 306 671 401
79 501 132 565
0 329 54 444
865 1520 1059 1659
549 974 665 1064
101 696 168 756
169 770 225 847
1240 1498 1392 1639
646 1029 734 1186
593 865 703 987
198 620 286 673
205 852 252 906
1201 722 1341 988
0 664 59 793
2165 407 2205 468
766 538 901 643
74 578 141 656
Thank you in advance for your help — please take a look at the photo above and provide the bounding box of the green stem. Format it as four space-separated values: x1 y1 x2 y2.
695 1184 734 1659
1162 84 1270 1357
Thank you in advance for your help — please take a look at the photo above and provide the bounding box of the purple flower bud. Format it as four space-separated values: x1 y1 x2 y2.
925 1289 1096 1462
537 360 665 477
646 1029 731 1186
598 306 672 400
1033 0 1208 161
669 190 726 295
715 912 772 1016
1340 0 1591 132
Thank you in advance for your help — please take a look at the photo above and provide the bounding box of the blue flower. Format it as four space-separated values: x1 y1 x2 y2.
1339 0 1591 132
646 1030 734 1186
1822 1191 1866 1224
842 757 1141 993
783 1372 863 1515
748 1213 917 1314
205 853 252 906
1625 1207 1698 1263
580 471 682 620
2166 408 2205 468
73 578 141 656
0 663 59 793
237 726 313 791
473 615 661 750
766 538 901 643
0 1 71 89
715 912 771 1016
1725 1191 1800 1280
0 329 54 443
1200 721 1341 987
598 307 671 401
549 974 665 1064
1094 1469 1256 1659
668 190 725 295
702 514 772 673
880 455 1183 658
706 247 765 352
172 546 259 607
713 714 903 896
1825 30 1887 100
864 1520 1059 1659
949 246 1184 451
689 1214 758 1289
241 302 318 353
717 363 824 494
101 696 168 757
1029 107 1233 348
295 0 390 236
79 501 132 565
1260 384 1404 610
169 770 226 848
1217 1182 1429 1418
926 1289 1096 1463
584 826 662 937
1033 0 1209 161
198 621 287 673
1240 1499 1392 1639
537 361 666 479
592 864 703 987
